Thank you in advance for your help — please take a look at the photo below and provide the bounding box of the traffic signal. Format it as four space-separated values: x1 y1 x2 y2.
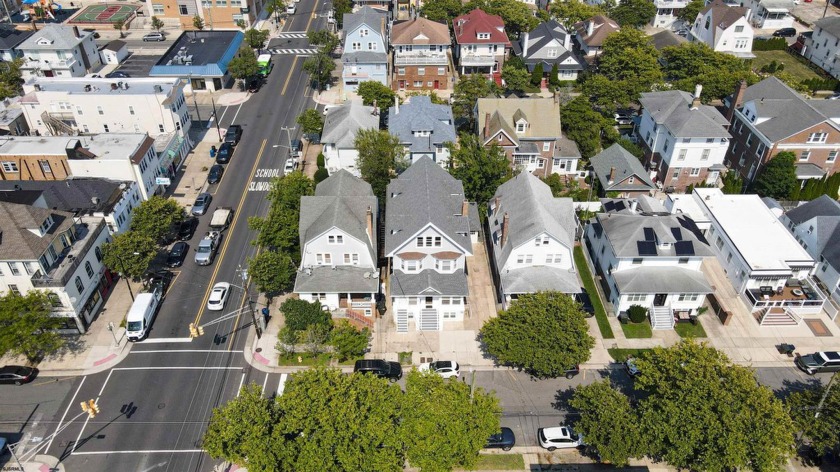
189 323 198 337
81 399 99 418
197 325 204 336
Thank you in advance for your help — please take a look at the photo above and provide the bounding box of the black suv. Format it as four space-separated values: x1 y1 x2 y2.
225 125 243 146
486 427 516 451
167 241 189 267
353 359 402 382
216 142 233 164
177 217 197 240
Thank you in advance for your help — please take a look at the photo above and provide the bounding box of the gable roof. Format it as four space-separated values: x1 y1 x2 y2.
453 9 511 46
700 0 749 36
738 76 840 142
391 17 450 45
590 144 656 192
384 156 472 255
0 201 75 260
321 100 379 149
786 195 840 224
573 15 620 48
477 97 561 144
648 30 687 51
0 178 130 216
0 25 33 50
103 40 127 52
18 24 88 50
593 212 714 259
387 96 456 153
813 15 840 38
315 168 374 197
512 20 584 71
343 6 387 38
639 90 731 138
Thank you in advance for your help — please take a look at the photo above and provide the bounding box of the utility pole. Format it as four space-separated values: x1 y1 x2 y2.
237 265 262 338
814 371 837 418
211 96 222 142
190 74 202 125
280 126 296 159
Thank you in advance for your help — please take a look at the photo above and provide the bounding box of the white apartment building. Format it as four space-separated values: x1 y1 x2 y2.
652 0 691 29
0 202 112 333
743 0 794 29
17 25 101 79
804 17 840 80
20 77 192 145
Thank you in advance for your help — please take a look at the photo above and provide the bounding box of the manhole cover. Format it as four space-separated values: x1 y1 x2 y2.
158 403 166 409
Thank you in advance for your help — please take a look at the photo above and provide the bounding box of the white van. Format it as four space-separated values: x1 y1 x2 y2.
125 286 163 342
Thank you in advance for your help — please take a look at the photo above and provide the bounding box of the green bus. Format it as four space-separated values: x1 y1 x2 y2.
257 54 273 77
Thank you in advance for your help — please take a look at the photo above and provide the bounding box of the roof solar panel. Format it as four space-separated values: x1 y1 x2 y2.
643 227 656 241
675 240 695 256
671 227 683 241
637 241 657 256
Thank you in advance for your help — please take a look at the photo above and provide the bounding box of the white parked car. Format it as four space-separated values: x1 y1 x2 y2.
286 4 296 14
283 158 298 175
207 282 231 311
537 426 583 451
419 360 460 379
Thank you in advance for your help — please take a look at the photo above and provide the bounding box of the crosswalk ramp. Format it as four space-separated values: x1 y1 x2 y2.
267 48 319 55
275 32 308 39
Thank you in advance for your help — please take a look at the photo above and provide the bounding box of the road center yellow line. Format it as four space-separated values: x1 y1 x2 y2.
193 138 267 328
281 56 299 96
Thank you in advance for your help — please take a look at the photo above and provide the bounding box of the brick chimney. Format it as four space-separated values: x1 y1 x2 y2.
726 79 747 123
366 206 373 243
501 212 509 247
608 166 616 184
461 199 469 216
483 112 491 138
494 196 501 214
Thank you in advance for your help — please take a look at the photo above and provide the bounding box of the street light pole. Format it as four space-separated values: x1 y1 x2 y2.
280 126 296 160
236 266 262 339
211 96 222 142
115 256 134 302
189 74 203 125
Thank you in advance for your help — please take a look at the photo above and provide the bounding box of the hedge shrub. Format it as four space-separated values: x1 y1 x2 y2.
627 305 648 324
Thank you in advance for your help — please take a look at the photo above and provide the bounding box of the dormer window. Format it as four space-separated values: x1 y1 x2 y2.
477 32 490 40
39 215 54 234
516 119 528 133
413 130 430 137
36 37 54 46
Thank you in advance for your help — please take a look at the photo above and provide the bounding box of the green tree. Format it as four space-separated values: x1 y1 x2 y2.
129 195 184 244
113 19 125 38
449 133 513 215
0 291 65 363
245 28 270 50
420 0 464 22
580 73 632 113
549 63 561 87
662 42 752 101
151 16 165 31
228 47 260 85
609 0 656 27
357 80 397 111
314 168 329 183
501 63 531 93
480 292 594 378
550 0 604 29
751 151 798 199
249 172 314 252
101 231 157 281
787 380 840 457
296 108 324 137
355 129 407 201
333 0 352 28
307 29 340 54
570 380 641 466
635 340 796 471
192 15 205 30
0 58 23 100
452 74 499 129
329 320 371 361
202 383 281 472
402 370 502 471
265 0 287 24
302 52 335 90
273 368 405 471
721 170 744 194
530 62 544 87
248 250 297 296
280 298 330 332
561 96 604 159
598 29 663 98
678 0 704 22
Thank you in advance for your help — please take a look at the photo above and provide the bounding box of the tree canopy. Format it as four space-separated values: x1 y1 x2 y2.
129 195 184 244
569 380 641 466
597 29 663 98
751 151 798 200
355 129 407 201
480 292 594 377
420 0 464 22
786 380 840 457
661 42 752 101
280 298 330 332
678 0 705 22
464 0 539 37
0 58 23 100
249 172 313 254
561 96 605 159
449 133 513 215
452 74 499 129
228 47 260 81
101 231 158 281
501 63 531 93
244 28 270 50
0 290 66 362
357 80 397 111
248 250 297 296
302 52 335 90
307 30 340 54
609 0 656 27
550 0 604 29
296 108 324 137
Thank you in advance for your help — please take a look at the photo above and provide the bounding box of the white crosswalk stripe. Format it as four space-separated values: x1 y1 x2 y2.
268 48 319 55
275 32 308 38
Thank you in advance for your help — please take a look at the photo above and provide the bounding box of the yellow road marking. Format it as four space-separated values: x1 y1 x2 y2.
281 56 299 96
193 139 267 328
305 0 320 31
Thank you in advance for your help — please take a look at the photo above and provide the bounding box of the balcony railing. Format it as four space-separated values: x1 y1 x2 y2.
24 58 78 70
460 54 497 66
32 220 106 288
395 53 448 65
743 277 826 313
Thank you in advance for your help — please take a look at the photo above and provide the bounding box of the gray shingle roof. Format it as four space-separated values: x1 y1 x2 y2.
512 20 585 73
387 96 456 153
648 30 686 51
343 6 386 39
384 156 472 255
0 201 74 260
786 195 840 224
18 24 89 51
590 144 656 192
639 90 730 138
784 196 840 269
814 15 840 38
0 178 130 216
502 266 580 294
293 265 379 293
321 100 379 149
299 170 378 262
0 25 33 51
390 269 469 296
613 266 713 293
594 212 714 258
341 50 388 64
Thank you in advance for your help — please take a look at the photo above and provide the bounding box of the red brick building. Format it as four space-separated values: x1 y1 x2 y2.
391 17 451 91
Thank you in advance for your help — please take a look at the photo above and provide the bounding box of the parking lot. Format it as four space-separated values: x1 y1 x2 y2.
110 53 158 78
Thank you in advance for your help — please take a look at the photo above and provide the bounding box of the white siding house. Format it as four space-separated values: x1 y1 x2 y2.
804 17 840 81
321 100 379 176
689 0 755 58
17 25 101 79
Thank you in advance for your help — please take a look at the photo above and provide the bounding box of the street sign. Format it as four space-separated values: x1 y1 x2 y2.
155 177 171 185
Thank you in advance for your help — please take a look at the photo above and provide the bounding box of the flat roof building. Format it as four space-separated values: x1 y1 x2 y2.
149 31 244 92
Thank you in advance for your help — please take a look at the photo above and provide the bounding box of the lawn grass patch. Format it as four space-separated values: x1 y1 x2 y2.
674 321 708 338
278 353 331 366
607 348 653 361
620 320 652 338
574 245 614 339
469 454 525 470
752 50 822 82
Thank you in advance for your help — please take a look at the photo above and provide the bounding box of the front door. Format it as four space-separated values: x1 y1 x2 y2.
425 296 434 309
653 294 667 306
433 80 439 89
399 80 406 90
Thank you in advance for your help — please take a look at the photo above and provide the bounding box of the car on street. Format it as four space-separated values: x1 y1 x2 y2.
191 192 212 216
145 270 173 295
827 93 840 100
418 360 460 378
563 364 580 379
178 217 197 240
0 365 37 385
142 32 166 42
225 125 243 146
283 158 297 175
166 241 189 267
773 27 797 37
247 76 263 93
208 164 224 184
485 427 516 451
795 351 840 374
353 359 402 382
207 282 231 311
286 3 296 13
105 71 130 78
538 426 583 451
216 142 233 164
290 139 303 159
624 357 641 377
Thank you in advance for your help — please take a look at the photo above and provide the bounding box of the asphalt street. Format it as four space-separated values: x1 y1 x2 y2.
0 3 327 471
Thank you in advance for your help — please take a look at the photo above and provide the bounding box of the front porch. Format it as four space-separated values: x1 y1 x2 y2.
743 277 825 315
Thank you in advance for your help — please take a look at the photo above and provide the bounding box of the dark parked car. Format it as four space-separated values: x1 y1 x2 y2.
145 270 173 295
773 27 797 37
105 71 130 78
167 241 189 267
208 164 224 184
0 365 37 385
486 427 516 451
624 357 641 377
353 359 402 382
563 365 580 379
177 217 197 240
216 142 233 164
575 292 595 317
224 125 243 146
191 193 212 216
795 351 840 375
247 76 263 93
